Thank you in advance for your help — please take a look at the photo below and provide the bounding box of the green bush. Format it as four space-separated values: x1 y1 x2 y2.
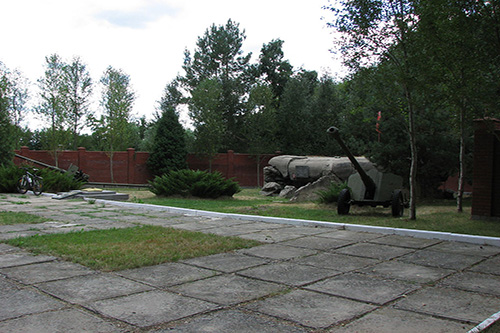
150 169 241 198
0 163 24 193
0 164 85 194
39 168 86 193
316 182 350 204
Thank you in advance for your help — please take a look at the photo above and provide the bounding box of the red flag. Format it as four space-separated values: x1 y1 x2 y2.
376 111 382 141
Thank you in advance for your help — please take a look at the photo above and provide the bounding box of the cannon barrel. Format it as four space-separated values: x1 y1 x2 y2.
327 126 376 199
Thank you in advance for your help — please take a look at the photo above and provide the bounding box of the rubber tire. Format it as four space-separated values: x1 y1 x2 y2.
391 190 404 217
16 176 28 194
337 188 351 215
32 178 43 196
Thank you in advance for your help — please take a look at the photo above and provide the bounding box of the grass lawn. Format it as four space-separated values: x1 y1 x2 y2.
116 188 500 238
0 211 49 225
6 225 261 271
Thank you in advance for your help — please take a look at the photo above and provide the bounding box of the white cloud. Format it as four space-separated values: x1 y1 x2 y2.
1 0 344 129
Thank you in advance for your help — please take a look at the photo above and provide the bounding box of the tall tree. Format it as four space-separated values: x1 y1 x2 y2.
327 0 421 219
147 81 188 176
96 66 135 182
36 54 68 167
189 78 225 170
181 19 253 151
62 56 92 150
0 63 15 165
0 62 30 152
257 39 293 108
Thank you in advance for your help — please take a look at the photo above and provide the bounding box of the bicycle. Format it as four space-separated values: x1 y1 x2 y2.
17 167 43 196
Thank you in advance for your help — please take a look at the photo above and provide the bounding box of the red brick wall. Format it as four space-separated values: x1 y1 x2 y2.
14 147 276 187
472 118 500 219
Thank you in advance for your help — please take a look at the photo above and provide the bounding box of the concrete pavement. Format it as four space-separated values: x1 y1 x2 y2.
0 193 499 332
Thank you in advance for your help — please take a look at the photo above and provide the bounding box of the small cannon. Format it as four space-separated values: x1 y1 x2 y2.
327 126 409 217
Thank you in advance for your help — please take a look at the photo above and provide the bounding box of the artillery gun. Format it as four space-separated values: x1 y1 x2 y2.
327 126 409 217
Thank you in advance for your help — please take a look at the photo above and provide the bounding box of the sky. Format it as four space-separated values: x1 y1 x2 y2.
1 0 345 128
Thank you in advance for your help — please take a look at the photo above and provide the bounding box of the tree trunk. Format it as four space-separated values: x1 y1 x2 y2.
457 107 466 213
405 85 418 220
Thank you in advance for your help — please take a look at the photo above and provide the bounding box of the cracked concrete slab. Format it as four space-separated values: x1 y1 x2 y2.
36 273 153 304
181 252 270 273
238 261 340 286
394 286 500 323
245 289 375 329
117 262 219 287
0 260 94 284
305 272 419 305
329 307 473 332
169 274 287 306
158 309 308 332
87 290 219 327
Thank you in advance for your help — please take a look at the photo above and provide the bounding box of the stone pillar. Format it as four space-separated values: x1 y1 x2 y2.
127 148 135 184
472 118 500 219
227 150 234 179
77 147 86 172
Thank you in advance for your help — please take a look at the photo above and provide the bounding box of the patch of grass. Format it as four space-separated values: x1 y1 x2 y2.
0 211 48 225
135 189 500 238
5 225 261 271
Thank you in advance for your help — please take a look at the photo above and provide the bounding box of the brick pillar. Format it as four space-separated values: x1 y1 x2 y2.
472 118 500 219
20 146 29 155
77 147 86 172
227 150 234 179
127 148 135 184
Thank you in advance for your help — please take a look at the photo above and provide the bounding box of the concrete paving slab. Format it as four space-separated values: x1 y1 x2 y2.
87 290 219 328
0 243 22 254
292 252 380 272
334 243 415 260
0 308 124 333
329 307 473 332
318 230 383 242
439 271 500 296
394 286 500 323
169 274 287 306
0 260 93 285
0 252 56 268
181 252 270 273
35 273 153 304
306 272 419 305
469 255 500 275
238 244 317 260
361 260 454 283
280 236 353 251
0 230 46 240
426 241 500 257
398 249 484 270
238 262 340 286
0 287 65 321
245 289 375 329
117 262 219 287
199 225 255 237
158 309 308 332
240 228 309 243
367 234 442 249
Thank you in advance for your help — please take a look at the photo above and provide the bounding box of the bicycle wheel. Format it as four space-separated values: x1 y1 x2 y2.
32 178 43 196
16 176 28 194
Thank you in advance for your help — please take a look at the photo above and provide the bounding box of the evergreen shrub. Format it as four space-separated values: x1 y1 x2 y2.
0 164 85 193
0 164 24 193
38 168 86 193
316 182 350 204
150 169 241 198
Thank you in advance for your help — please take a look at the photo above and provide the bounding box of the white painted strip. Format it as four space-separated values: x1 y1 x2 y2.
468 310 500 333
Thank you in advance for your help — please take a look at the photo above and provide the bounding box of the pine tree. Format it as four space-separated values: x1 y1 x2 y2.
147 103 187 176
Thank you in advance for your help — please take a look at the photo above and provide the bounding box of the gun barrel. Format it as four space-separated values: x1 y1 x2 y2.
327 126 376 197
